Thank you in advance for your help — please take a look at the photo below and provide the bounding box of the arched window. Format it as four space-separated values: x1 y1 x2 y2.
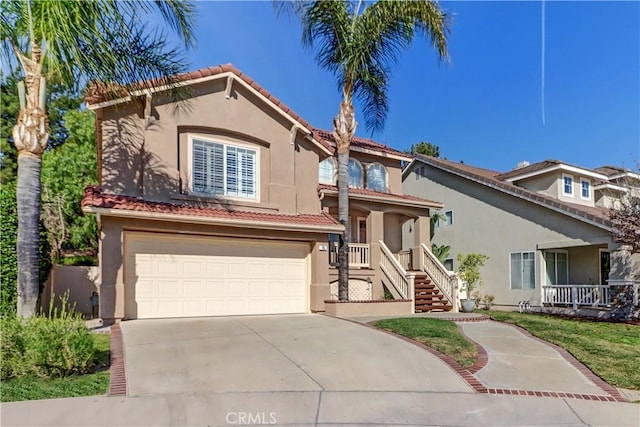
319 157 336 184
367 163 388 192
348 158 364 188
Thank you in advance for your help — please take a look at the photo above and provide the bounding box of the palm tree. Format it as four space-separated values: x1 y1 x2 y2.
1 0 195 318
278 1 450 300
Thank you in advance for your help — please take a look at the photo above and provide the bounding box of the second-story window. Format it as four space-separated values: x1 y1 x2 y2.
367 163 388 192
563 174 573 196
348 158 364 188
191 137 257 199
319 157 336 184
581 179 590 199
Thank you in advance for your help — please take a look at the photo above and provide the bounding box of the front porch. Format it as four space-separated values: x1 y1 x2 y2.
538 241 639 318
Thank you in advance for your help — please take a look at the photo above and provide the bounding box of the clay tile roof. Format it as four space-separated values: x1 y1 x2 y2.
317 183 442 208
84 64 334 155
82 186 342 229
312 129 410 159
415 155 612 228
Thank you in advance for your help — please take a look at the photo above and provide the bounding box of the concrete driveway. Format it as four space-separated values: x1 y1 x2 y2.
120 314 472 396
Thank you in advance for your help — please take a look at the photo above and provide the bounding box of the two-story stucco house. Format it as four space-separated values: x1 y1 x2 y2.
82 64 448 323
402 155 640 312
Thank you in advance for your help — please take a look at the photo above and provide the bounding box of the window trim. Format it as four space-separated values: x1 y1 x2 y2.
444 210 454 226
509 251 536 290
580 178 591 200
187 135 260 202
366 162 389 192
348 158 364 189
562 173 574 197
319 157 337 185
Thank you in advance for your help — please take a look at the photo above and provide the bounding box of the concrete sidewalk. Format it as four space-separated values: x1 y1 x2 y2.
459 320 608 395
2 390 639 426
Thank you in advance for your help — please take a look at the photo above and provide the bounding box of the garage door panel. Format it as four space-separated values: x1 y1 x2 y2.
125 234 309 319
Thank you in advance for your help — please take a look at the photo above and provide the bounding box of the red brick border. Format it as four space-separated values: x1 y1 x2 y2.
108 324 127 396
360 317 628 402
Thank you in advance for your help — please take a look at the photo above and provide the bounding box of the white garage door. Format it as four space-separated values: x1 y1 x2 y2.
124 233 309 319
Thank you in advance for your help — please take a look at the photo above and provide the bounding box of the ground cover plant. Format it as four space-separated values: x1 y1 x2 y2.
374 317 476 368
484 311 640 390
0 300 110 402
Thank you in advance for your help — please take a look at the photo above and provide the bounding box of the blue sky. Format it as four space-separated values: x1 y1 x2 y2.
176 1 639 172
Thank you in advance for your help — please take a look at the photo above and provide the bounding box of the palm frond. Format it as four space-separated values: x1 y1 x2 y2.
279 0 450 134
3 0 195 98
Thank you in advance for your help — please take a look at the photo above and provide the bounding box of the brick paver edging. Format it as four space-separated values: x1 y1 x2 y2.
433 314 490 323
356 317 627 403
108 324 127 396
500 322 626 402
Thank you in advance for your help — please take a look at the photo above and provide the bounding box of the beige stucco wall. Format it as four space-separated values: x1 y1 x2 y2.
99 78 322 215
402 162 616 308
98 216 330 322
517 172 596 208
42 266 99 316
324 300 412 317
516 173 558 197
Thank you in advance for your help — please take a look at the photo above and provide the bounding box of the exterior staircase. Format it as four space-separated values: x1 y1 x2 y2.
413 273 453 312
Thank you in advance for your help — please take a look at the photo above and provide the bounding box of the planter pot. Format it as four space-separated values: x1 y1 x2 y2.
460 299 477 313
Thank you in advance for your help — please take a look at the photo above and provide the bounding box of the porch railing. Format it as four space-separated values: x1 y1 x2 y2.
379 241 413 304
348 243 370 268
542 285 612 309
397 249 412 271
420 243 459 312
329 243 370 268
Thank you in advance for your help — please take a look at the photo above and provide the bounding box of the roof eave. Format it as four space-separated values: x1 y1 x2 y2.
86 72 334 156
82 206 344 233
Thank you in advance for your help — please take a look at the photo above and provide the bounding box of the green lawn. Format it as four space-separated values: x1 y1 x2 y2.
0 333 111 402
374 318 476 368
483 311 640 391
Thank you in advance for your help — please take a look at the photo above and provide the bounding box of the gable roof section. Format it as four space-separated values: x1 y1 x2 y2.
82 186 343 233
409 155 612 230
313 129 412 161
496 159 609 182
317 184 442 209
86 63 334 156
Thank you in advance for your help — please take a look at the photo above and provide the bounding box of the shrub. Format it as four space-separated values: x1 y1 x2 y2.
0 183 52 317
0 296 94 380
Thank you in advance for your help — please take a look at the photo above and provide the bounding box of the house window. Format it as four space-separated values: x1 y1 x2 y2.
444 258 454 271
367 163 387 192
510 252 536 290
191 138 257 199
348 158 364 188
581 179 590 199
319 157 336 184
562 174 574 196
444 210 453 226
544 251 568 285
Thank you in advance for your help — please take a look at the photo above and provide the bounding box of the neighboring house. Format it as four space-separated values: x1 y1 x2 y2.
402 156 640 310
82 64 444 323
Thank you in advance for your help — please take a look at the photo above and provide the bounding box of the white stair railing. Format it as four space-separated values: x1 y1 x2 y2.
420 243 459 313
379 241 414 307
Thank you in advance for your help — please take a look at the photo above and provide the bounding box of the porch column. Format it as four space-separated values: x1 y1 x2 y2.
412 215 430 271
608 243 637 281
367 211 384 298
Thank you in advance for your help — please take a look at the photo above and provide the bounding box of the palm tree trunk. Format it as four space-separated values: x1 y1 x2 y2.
333 101 356 301
16 153 42 318
12 47 50 318
336 149 350 301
